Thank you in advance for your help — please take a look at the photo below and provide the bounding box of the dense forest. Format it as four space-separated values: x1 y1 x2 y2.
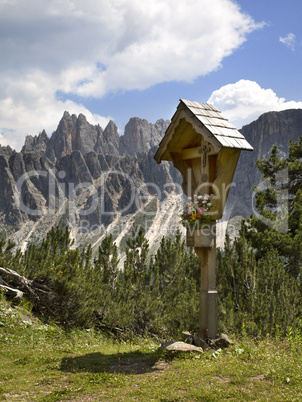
0 139 301 339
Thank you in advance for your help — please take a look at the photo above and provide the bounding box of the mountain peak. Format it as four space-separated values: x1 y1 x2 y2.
119 117 169 155
18 112 169 160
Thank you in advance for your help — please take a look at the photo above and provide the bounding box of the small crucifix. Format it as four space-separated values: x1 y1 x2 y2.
199 145 211 167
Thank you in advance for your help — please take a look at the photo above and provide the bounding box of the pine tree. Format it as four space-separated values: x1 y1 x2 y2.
149 230 200 336
94 234 119 290
217 138 302 336
246 138 302 278
120 226 151 333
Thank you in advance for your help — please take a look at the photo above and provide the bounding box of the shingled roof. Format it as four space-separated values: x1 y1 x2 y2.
155 99 253 163
179 99 253 150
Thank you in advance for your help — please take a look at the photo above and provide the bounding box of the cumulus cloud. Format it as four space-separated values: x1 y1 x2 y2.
0 70 112 151
279 33 296 51
208 79 302 128
0 0 261 149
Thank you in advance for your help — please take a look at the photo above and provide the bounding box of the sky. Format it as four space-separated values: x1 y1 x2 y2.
1 0 302 151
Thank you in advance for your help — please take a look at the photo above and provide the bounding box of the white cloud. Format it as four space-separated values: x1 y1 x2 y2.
279 33 296 51
0 0 262 149
208 79 302 128
0 70 112 151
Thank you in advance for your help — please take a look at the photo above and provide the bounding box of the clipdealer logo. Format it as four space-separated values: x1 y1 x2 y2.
14 166 289 235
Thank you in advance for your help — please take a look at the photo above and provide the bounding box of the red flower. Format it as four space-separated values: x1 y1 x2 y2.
196 212 201 218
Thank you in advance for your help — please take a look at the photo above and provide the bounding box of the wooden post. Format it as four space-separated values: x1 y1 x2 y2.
194 221 218 340
154 100 253 342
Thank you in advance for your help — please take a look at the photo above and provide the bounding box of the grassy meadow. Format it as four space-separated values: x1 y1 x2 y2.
0 297 301 401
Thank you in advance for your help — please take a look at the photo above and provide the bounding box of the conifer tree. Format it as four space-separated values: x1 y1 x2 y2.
120 226 151 332
149 230 200 335
217 138 302 336
246 138 302 278
94 234 119 290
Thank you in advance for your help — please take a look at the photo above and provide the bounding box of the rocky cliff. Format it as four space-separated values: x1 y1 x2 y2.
119 118 168 155
225 109 302 219
0 112 178 252
21 112 170 160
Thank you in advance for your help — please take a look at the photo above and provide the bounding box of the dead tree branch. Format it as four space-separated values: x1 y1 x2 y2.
0 267 55 315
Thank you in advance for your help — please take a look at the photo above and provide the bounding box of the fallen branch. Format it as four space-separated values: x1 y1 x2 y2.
0 284 24 299
94 310 124 335
0 267 55 315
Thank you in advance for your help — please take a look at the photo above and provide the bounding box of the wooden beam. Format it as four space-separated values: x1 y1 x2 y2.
181 145 217 160
181 146 203 160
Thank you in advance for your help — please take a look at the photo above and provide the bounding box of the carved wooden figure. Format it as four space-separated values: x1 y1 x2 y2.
154 99 253 341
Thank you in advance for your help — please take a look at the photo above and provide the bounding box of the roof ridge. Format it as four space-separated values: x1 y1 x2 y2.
179 98 221 112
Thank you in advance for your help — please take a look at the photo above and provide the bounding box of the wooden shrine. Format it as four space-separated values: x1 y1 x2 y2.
154 99 253 341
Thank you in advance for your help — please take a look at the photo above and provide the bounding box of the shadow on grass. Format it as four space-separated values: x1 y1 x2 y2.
60 350 166 375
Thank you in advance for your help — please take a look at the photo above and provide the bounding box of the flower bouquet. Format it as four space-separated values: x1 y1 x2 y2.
180 194 214 247
180 194 213 230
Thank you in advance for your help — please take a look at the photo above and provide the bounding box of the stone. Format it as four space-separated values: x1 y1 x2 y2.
159 341 203 355
193 335 212 351
209 333 234 349
181 331 194 344
182 331 233 351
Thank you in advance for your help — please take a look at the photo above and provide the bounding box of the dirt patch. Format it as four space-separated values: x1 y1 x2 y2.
64 395 106 401
215 374 231 383
250 374 267 381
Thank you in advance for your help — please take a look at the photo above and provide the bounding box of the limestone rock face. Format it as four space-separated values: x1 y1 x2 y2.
22 130 49 155
225 109 302 219
45 112 108 160
23 113 168 162
97 120 120 155
119 118 169 156
0 145 15 156
0 144 179 232
45 112 75 160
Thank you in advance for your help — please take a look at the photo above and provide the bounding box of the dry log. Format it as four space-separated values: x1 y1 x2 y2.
0 284 24 299
94 310 124 335
0 267 39 301
0 267 55 315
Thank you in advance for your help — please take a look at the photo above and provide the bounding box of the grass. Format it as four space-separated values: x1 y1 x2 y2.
1 298 302 401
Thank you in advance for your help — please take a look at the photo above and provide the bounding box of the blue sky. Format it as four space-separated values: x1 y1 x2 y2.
1 0 302 150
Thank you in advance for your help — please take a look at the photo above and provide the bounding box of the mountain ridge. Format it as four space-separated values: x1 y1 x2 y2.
0 108 302 252
19 112 170 160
